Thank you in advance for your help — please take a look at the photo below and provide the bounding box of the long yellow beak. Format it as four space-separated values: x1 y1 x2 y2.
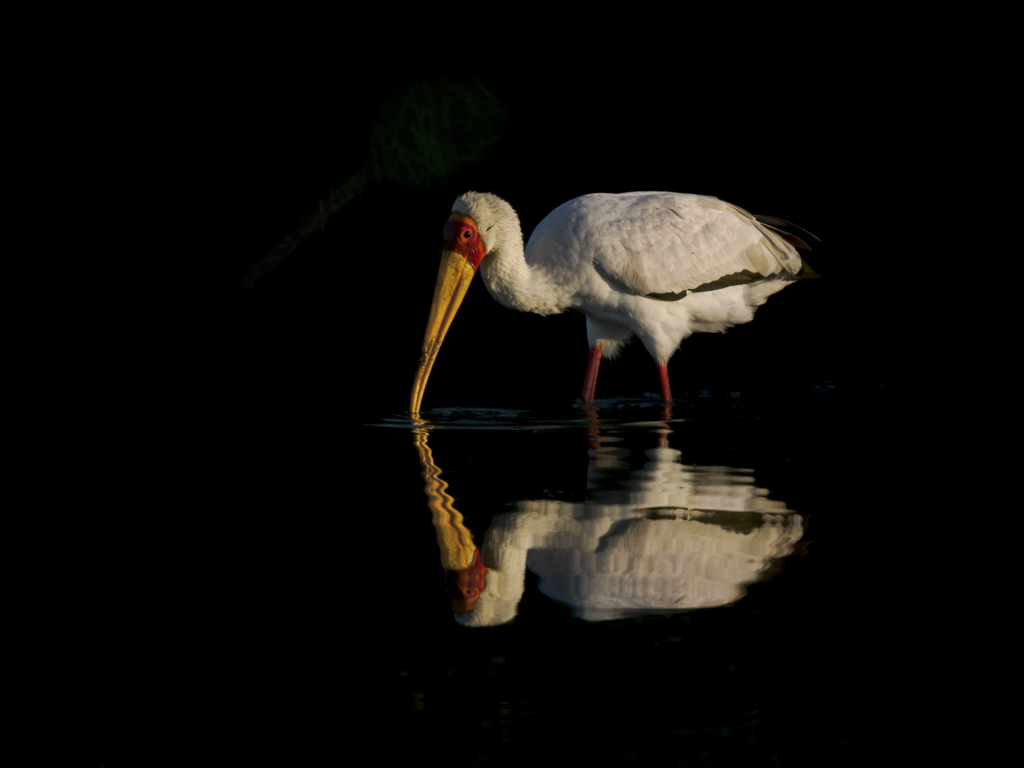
410 250 477 415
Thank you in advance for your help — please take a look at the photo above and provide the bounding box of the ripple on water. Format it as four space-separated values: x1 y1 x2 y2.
371 395 687 432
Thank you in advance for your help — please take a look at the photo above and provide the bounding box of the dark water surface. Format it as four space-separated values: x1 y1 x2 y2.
34 383 940 766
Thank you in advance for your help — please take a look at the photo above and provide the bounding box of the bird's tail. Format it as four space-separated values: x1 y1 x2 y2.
796 258 822 279
744 271 795 307
753 214 823 279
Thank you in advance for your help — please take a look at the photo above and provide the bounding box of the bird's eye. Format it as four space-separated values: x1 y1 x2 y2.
462 229 472 240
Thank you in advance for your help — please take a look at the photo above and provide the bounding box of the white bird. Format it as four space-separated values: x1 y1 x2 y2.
410 191 817 413
459 445 803 626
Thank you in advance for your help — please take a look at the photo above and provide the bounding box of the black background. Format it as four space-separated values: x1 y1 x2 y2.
31 52 992 765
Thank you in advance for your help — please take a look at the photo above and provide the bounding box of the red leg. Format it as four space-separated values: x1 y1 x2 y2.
657 404 672 448
582 346 603 403
657 363 672 404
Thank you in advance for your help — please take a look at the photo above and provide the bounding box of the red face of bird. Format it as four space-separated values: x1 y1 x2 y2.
410 212 488 415
444 546 489 614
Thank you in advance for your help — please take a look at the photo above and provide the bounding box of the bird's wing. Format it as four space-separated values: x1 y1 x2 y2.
586 193 803 299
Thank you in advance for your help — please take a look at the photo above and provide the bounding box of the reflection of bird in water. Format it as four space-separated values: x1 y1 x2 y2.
458 440 803 627
413 421 803 625
411 191 817 413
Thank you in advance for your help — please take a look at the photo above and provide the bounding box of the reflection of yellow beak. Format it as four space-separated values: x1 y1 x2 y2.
410 250 477 415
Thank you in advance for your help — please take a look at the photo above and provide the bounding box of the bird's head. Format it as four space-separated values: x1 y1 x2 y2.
444 546 490 614
410 191 515 414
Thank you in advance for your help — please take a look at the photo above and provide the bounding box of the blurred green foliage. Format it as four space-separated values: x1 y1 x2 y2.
366 78 506 189
243 78 505 289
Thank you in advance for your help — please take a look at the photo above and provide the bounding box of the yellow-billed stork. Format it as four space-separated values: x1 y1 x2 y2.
410 191 816 414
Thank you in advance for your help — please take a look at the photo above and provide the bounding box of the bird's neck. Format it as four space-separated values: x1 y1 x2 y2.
479 230 565 316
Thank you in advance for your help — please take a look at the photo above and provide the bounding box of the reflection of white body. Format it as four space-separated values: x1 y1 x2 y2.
458 447 802 626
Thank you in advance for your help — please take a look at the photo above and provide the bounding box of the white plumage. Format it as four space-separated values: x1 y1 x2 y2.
411 190 814 411
462 190 803 360
456 446 803 626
